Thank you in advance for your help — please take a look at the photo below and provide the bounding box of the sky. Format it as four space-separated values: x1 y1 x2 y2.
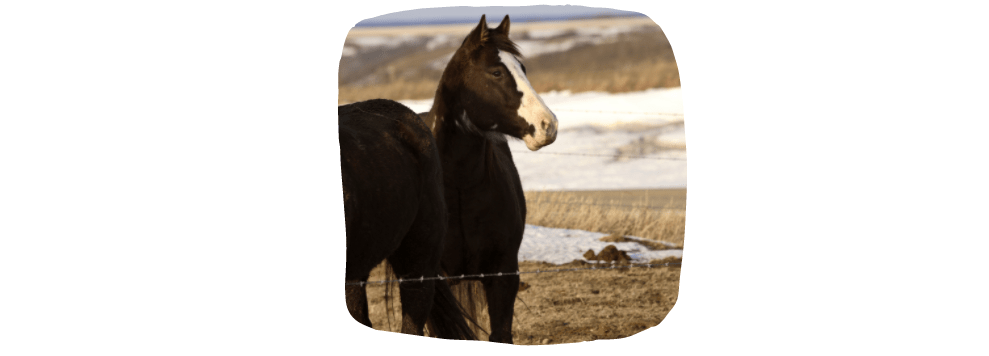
355 5 645 27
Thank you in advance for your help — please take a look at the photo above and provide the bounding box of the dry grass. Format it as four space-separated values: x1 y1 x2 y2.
524 191 685 247
357 187 687 342
523 31 680 94
338 79 441 105
360 258 682 344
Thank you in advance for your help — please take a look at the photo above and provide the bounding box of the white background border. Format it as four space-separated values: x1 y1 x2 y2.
3 0 988 354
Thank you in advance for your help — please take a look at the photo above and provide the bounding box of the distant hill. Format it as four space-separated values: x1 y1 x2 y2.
354 6 646 28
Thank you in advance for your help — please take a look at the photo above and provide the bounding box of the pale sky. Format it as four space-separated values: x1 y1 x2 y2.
355 5 644 27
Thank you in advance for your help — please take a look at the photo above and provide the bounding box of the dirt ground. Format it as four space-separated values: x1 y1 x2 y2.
360 256 681 345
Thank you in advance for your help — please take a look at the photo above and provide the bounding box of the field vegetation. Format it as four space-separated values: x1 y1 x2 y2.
363 256 681 344
358 189 686 343
524 189 685 248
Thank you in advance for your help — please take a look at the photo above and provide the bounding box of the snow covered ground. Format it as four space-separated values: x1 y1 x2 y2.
399 88 686 264
520 225 682 264
400 87 686 191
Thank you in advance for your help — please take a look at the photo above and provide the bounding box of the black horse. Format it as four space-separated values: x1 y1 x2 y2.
339 99 476 340
419 15 559 344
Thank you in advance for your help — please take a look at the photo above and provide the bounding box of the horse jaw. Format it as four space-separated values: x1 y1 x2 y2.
498 50 558 151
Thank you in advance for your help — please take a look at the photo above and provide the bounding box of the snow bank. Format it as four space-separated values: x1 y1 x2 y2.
519 225 682 265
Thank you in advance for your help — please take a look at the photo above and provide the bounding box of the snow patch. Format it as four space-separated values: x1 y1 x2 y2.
525 28 570 39
574 25 638 38
519 225 682 265
348 35 419 49
400 87 687 190
425 34 456 51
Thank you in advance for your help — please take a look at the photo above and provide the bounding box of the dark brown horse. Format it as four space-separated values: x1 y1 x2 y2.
419 15 559 344
339 99 476 340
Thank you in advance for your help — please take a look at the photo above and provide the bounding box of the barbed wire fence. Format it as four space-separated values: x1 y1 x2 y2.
347 261 682 286
525 199 684 211
551 109 684 117
511 150 687 161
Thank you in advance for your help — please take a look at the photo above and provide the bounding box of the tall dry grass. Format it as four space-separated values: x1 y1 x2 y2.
523 31 680 94
524 191 685 247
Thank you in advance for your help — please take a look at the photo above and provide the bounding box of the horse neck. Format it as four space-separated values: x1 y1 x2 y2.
426 90 499 183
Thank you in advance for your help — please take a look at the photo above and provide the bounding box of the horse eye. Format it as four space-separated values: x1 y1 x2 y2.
492 70 502 77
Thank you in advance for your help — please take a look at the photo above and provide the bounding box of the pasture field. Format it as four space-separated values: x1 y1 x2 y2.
363 257 681 344
529 188 687 209
360 188 685 344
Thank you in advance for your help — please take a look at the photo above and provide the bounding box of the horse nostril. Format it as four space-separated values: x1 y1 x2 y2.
541 120 549 130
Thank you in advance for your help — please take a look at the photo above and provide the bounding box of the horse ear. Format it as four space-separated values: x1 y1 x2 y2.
464 15 489 50
495 14 510 35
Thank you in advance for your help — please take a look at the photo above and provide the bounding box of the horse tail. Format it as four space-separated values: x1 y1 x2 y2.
425 280 480 340
449 280 489 338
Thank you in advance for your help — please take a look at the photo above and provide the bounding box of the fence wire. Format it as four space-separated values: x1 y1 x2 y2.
553 109 684 117
525 198 685 211
346 261 682 286
510 150 687 161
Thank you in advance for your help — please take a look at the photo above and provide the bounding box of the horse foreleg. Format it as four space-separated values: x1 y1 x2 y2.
345 282 372 327
482 274 519 344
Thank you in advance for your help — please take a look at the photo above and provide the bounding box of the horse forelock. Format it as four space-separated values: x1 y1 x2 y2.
488 31 522 58
458 25 521 59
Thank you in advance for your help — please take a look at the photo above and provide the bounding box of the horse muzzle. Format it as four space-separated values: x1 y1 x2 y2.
522 112 558 151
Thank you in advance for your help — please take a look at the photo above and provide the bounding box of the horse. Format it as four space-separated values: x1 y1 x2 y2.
418 15 559 344
339 99 476 340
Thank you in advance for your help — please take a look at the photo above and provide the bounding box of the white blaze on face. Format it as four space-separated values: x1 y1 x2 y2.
497 50 558 150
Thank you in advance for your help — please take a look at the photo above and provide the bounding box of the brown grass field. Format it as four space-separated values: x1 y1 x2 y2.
342 17 685 344
362 257 681 344
525 189 686 247
358 189 685 344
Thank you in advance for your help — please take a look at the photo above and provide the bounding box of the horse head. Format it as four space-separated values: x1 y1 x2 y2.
440 15 558 151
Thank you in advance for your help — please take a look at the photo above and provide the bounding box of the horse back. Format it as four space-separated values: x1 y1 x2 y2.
339 100 445 271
